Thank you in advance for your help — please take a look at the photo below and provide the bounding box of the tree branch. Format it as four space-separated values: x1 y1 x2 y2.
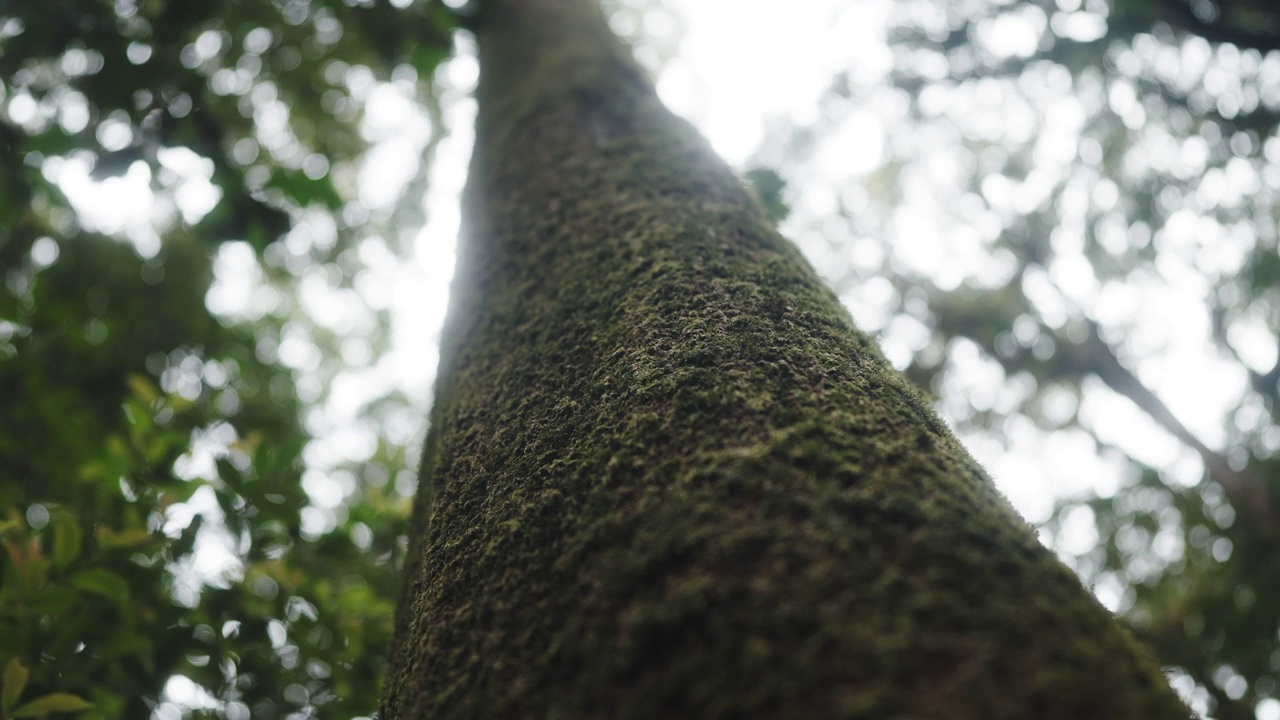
1080 320 1276 534
1153 0 1280 52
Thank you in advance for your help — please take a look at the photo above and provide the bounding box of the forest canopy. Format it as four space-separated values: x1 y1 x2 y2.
1 0 1279 718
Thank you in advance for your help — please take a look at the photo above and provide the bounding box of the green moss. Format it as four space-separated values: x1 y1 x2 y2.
380 0 1191 717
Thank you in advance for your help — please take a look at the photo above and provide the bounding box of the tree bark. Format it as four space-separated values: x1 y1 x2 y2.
380 0 1191 717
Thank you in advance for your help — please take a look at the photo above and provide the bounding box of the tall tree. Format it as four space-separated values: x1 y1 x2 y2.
380 0 1190 717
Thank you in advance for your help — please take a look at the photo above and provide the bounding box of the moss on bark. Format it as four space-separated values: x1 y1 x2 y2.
381 0 1191 717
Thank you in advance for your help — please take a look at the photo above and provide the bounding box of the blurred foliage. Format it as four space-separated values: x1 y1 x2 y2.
0 0 457 718
754 1 1280 718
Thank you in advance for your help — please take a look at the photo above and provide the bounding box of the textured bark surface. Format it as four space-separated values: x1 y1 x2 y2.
380 0 1191 717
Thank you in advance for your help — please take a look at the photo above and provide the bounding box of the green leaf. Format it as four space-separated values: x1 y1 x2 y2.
2 658 29 711
216 458 245 492
68 569 130 606
264 168 342 210
125 374 158 404
410 44 451 77
11 693 92 717
95 527 152 550
743 167 790 224
169 516 203 557
52 514 83 570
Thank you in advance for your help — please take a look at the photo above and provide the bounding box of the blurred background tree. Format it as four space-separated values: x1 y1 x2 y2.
1 0 1278 718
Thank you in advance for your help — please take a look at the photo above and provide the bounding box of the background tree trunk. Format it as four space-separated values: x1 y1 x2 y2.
380 0 1191 717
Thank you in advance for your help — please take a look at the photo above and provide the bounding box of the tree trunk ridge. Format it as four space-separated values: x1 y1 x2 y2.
380 0 1191 717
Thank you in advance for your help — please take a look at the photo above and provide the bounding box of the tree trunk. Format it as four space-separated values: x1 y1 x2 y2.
380 0 1190 717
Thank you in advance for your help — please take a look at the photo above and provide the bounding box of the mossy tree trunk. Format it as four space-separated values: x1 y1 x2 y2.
380 0 1190 717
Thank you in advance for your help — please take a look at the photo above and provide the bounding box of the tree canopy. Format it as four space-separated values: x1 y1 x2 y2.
1 0 1278 718
1 1 457 716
